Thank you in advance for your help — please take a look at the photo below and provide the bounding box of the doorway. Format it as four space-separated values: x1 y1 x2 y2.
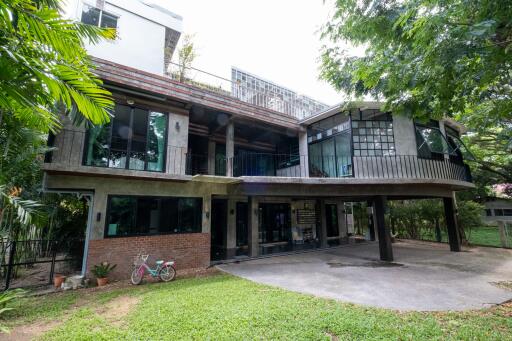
211 199 228 261
259 203 291 255
236 202 248 256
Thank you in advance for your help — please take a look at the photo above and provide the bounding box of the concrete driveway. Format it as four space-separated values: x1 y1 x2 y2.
217 241 512 311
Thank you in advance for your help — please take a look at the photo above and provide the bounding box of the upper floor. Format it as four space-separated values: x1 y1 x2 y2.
44 59 474 190
63 0 183 75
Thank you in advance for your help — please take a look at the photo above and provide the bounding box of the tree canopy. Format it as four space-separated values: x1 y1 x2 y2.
320 0 512 182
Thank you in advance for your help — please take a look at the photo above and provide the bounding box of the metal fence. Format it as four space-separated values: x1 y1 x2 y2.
0 239 84 290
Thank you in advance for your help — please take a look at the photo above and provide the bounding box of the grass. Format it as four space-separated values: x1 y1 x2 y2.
2 274 512 340
421 225 512 248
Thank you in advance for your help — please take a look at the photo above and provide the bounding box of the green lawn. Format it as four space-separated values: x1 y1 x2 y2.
2 274 511 340
421 225 512 248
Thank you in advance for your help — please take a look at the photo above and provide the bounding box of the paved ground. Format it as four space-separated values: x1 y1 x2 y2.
218 240 512 311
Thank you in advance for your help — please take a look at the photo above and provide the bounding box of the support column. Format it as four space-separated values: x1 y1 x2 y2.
443 196 461 252
248 197 259 257
367 201 376 241
336 199 347 238
226 199 237 258
226 121 234 177
374 196 393 261
202 195 211 234
167 112 189 175
319 199 328 248
207 140 216 175
298 131 309 177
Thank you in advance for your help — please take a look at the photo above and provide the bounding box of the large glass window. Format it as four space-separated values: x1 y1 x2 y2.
415 123 454 159
84 104 168 172
106 196 203 237
81 4 118 29
351 116 395 157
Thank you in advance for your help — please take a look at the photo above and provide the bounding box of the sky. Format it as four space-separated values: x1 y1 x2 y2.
160 0 342 106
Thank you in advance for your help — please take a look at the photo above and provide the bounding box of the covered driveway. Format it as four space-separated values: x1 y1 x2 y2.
218 241 512 311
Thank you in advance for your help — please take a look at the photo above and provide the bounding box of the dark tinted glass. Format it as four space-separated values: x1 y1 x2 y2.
84 124 110 167
81 5 100 26
107 197 136 236
100 11 117 29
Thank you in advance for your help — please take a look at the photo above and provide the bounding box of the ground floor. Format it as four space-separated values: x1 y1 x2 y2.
43 174 465 280
219 240 512 311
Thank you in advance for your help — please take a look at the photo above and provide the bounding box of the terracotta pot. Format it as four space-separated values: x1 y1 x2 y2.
54 275 66 288
97 277 108 286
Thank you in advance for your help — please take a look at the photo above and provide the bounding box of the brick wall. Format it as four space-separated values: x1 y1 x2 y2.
87 233 210 280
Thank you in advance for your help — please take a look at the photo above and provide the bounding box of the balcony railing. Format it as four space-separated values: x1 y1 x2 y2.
46 129 472 183
166 62 326 119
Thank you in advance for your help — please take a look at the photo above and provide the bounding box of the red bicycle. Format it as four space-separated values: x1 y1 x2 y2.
131 254 176 285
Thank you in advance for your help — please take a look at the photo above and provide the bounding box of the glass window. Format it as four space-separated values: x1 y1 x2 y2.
504 209 512 216
81 5 117 29
494 209 504 216
485 209 492 217
81 5 100 26
351 114 395 156
415 124 454 159
84 104 168 172
106 196 202 237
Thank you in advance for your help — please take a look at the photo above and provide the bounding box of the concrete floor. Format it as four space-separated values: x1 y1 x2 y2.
217 240 512 311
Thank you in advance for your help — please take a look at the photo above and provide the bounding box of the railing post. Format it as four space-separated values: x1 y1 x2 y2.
49 241 57 285
4 241 16 291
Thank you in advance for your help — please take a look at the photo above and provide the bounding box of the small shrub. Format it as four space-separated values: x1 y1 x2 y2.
91 262 116 278
0 289 25 333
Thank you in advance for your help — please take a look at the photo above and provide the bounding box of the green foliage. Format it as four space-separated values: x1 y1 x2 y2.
175 34 197 82
320 0 512 182
0 289 25 333
91 262 117 278
0 0 115 131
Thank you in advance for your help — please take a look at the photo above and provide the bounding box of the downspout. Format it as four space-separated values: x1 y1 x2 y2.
81 194 94 277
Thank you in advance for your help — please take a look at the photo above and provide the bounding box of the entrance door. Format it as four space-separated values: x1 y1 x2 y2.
236 202 248 256
211 199 228 261
325 204 339 237
259 203 291 244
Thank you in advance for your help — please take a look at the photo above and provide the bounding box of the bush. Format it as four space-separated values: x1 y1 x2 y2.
91 262 116 278
0 289 25 333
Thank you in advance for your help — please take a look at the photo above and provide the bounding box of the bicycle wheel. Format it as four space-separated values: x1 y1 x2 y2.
131 267 143 285
158 265 176 282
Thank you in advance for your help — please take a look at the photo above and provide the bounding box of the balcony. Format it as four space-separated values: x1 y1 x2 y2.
45 129 472 186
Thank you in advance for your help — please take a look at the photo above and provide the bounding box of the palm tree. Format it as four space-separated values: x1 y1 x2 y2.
0 0 115 131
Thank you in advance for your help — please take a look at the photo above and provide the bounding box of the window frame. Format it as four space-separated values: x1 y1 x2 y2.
414 123 455 159
104 195 203 238
82 103 169 173
81 3 119 29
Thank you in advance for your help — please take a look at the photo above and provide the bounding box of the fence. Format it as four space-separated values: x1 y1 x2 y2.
0 239 84 290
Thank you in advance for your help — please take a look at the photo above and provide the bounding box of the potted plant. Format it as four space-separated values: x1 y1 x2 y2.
91 262 116 286
53 274 66 288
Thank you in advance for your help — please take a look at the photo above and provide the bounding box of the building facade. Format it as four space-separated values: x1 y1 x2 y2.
47 0 475 279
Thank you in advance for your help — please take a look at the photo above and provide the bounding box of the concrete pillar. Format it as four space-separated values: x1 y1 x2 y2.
438 120 450 160
226 198 237 258
207 140 216 175
202 195 211 234
248 196 259 257
374 196 393 261
336 199 347 238
167 112 189 175
319 199 328 248
367 201 376 241
226 121 234 177
497 221 510 248
443 196 461 252
298 131 309 177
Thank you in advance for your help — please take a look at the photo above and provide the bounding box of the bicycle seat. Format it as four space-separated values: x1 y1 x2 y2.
156 260 164 265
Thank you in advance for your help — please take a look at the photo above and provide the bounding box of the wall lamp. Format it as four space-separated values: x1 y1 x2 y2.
175 121 180 131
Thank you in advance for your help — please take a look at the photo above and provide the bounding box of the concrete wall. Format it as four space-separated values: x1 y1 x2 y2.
392 115 417 156
63 0 182 75
483 200 512 224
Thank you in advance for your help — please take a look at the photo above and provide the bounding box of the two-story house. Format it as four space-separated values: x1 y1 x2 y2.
45 0 474 279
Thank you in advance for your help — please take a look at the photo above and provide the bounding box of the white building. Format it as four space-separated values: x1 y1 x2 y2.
63 0 183 75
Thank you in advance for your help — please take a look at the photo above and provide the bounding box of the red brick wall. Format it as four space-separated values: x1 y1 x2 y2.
87 233 210 280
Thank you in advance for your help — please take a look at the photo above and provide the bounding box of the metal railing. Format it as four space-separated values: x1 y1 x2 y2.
166 62 326 119
46 129 472 183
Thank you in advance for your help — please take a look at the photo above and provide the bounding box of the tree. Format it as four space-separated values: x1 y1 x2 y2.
320 0 511 180
0 0 115 132
174 34 197 82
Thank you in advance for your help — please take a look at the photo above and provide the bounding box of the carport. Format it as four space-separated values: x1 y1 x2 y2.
218 240 512 311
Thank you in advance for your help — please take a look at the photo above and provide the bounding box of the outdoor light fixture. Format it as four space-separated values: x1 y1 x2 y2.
96 212 101 222
126 99 135 105
175 121 180 131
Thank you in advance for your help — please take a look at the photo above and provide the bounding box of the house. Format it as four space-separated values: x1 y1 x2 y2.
45 0 474 279
483 198 512 225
